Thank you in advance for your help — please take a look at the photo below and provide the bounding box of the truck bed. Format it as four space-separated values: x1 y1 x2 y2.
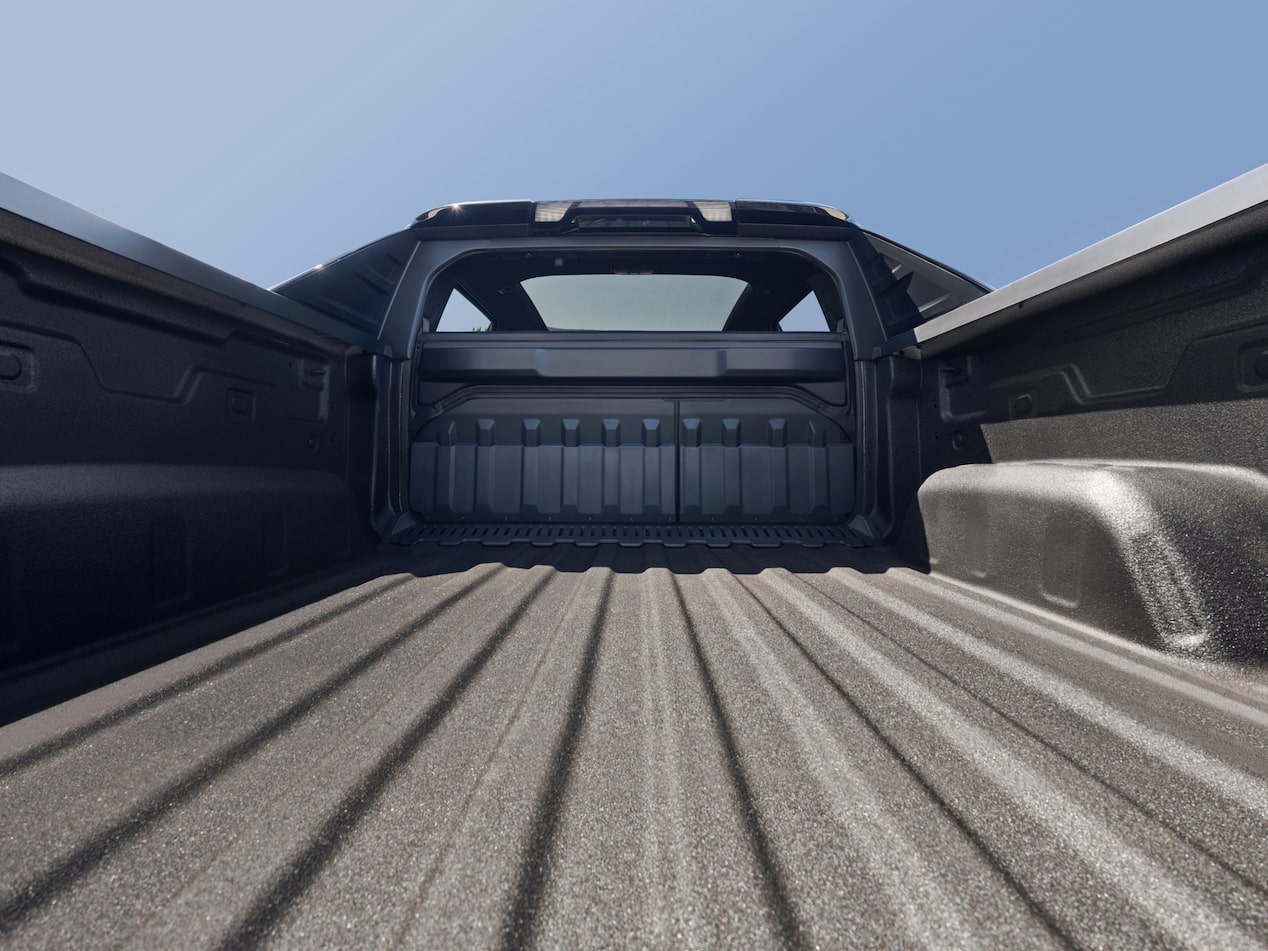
2 544 1266 949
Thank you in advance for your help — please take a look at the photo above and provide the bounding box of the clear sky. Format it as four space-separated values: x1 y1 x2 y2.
4 1 1266 289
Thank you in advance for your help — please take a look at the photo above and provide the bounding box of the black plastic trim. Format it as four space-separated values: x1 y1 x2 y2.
399 523 863 548
418 334 847 383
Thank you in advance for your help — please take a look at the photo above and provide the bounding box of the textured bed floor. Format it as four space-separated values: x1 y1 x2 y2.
1 543 1266 949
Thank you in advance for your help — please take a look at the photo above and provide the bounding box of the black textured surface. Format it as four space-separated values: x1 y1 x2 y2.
899 231 1268 551
0 217 374 670
0 465 363 667
410 392 854 526
2 544 1265 949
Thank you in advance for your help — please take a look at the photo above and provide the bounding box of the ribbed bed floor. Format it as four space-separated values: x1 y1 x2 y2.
1 544 1266 949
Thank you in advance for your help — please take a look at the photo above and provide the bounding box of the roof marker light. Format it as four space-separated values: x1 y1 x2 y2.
693 201 732 223
535 201 572 223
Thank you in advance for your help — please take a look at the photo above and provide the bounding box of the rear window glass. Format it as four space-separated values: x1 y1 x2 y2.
428 248 841 332
520 274 747 331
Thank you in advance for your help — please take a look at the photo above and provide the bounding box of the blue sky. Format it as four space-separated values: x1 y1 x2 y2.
4 1 1266 289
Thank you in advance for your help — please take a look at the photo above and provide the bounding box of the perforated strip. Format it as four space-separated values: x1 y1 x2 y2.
398 523 863 548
